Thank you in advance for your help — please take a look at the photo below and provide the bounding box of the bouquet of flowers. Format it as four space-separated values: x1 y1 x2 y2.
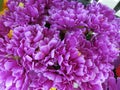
0 0 120 90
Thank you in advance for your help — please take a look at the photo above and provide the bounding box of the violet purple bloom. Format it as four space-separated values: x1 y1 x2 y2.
0 0 120 90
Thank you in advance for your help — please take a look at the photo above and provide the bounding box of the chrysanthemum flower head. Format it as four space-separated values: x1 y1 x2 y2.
0 0 120 90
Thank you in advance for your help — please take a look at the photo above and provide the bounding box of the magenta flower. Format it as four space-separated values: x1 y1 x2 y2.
0 24 61 89
49 0 88 30
0 0 120 90
0 19 9 37
0 58 26 90
107 77 120 90
42 30 116 90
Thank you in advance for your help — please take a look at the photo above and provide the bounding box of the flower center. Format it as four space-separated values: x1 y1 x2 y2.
78 26 84 29
7 30 13 39
0 0 8 15
18 2 24 8
13 56 20 60
5 54 20 60
78 51 81 56
50 87 57 90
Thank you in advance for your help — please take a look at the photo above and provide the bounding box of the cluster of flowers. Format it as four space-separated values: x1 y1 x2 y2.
0 0 120 90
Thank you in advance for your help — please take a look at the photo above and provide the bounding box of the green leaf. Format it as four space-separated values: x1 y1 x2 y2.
77 0 92 5
114 1 120 12
0 0 4 11
86 31 93 40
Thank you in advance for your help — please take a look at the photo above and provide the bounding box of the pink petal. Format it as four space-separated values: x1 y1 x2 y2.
16 79 22 88
5 77 13 87
33 30 43 42
43 72 55 81
55 75 62 82
34 52 45 60
40 45 50 54
117 78 120 90
25 55 32 62
58 55 63 65
4 61 16 70
76 56 85 64
51 49 55 58
67 65 72 74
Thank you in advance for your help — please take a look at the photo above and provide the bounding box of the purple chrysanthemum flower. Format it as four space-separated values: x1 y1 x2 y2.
0 0 120 90
49 0 88 30
2 0 69 29
41 31 116 90
102 70 120 90
0 24 60 89
87 2 115 21
2 0 47 29
0 18 10 37
108 77 120 90
0 58 26 90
